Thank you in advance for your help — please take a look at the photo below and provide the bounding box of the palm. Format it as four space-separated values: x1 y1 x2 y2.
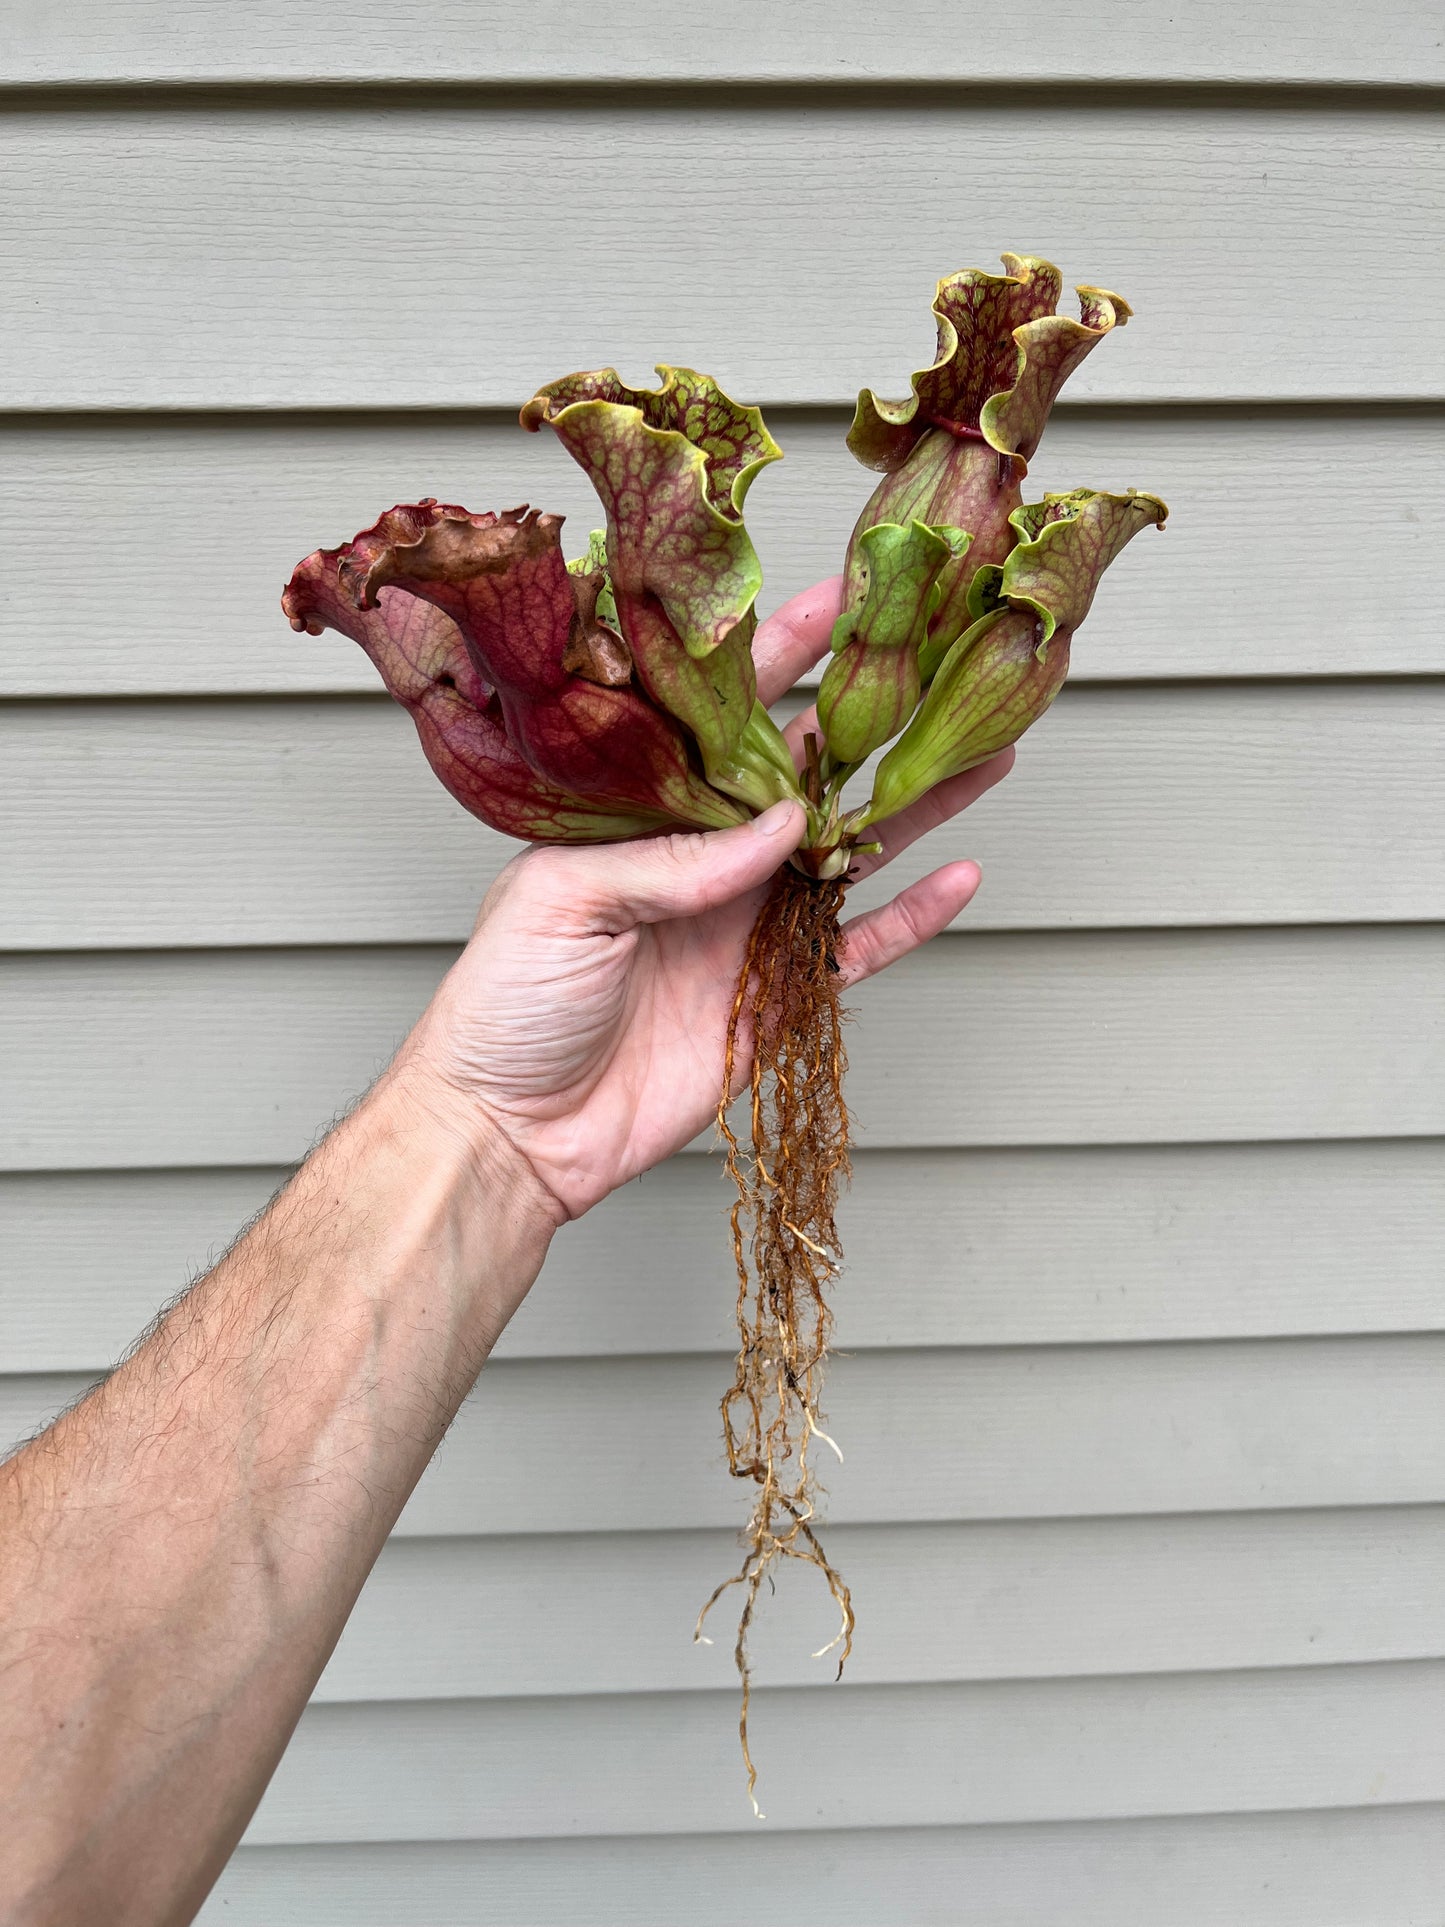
413 579 1012 1220
430 865 767 1215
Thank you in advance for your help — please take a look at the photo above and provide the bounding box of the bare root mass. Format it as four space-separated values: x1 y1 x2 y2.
698 861 854 1814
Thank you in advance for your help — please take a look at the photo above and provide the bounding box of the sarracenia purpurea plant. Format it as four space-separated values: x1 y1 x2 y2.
283 253 1167 1810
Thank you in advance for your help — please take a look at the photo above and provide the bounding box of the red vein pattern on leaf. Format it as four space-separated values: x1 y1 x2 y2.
982 284 1133 465
522 367 781 660
919 257 1063 437
521 365 774 517
1000 489 1169 639
849 256 1131 474
956 613 1071 743
283 517 492 708
335 498 745 829
602 429 756 624
282 537 672 842
848 256 1061 471
613 591 759 766
346 502 572 697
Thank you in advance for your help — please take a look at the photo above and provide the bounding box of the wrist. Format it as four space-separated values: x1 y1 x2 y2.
362 1056 563 1329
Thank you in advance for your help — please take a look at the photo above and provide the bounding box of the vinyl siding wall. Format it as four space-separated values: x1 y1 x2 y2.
2 5 1443 1920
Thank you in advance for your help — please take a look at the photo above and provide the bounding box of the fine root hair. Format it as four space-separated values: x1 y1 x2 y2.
698 861 854 1816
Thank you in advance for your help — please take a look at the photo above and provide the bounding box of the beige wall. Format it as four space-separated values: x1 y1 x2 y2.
2 5 1444 1919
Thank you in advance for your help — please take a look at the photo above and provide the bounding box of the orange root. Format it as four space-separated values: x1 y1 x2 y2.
698 862 854 1815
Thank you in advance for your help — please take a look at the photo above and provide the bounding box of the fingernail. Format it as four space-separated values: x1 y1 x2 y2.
752 799 800 836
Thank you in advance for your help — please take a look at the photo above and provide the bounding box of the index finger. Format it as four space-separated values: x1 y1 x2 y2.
752 576 844 707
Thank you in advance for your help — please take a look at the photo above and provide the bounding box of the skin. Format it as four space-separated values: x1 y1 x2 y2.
0 579 1012 1927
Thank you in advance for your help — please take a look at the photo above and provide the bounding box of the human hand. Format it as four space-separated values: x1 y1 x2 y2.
400 577 1013 1224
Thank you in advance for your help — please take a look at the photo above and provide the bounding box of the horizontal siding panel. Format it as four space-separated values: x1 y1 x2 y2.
12 0 1445 88
316 1508 1445 1701
7 1140 1442 1372
4 682 1441 949
207 1806 1445 1927
4 105 1443 408
4 410 1438 696
249 1661 1445 1841
379 1336 1445 1535
9 1335 1445 1533
6 40 1440 1908
1 928 1440 1170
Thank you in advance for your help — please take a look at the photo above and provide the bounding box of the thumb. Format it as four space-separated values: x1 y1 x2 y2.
571 799 806 928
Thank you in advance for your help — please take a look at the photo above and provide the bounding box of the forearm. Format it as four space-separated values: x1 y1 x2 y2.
0 1068 558 1927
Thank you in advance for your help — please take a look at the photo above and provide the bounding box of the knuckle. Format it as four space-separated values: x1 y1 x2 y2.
892 894 928 950
514 843 571 890
659 829 711 872
480 843 569 920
